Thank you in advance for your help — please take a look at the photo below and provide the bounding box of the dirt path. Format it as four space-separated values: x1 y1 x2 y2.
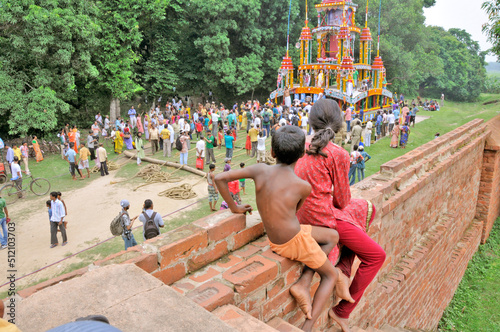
0 165 206 293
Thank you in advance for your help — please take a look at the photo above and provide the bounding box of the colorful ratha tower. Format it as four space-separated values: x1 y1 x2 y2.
270 0 393 122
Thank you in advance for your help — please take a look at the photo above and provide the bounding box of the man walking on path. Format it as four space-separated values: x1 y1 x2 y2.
138 199 164 240
0 193 9 250
97 143 109 176
49 191 67 248
205 130 216 164
119 199 138 250
350 120 363 152
249 124 259 158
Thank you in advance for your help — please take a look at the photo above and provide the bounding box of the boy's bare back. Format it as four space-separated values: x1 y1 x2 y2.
222 162 311 245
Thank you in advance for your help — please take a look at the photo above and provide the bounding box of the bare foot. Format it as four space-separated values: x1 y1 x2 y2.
290 282 312 320
335 268 355 303
329 308 351 332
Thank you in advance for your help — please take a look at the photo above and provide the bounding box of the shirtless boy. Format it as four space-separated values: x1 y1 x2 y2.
215 126 339 332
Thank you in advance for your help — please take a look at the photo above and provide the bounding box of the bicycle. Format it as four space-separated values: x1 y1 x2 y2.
0 174 51 204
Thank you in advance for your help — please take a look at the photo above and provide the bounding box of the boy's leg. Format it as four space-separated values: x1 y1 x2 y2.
291 226 339 320
301 261 338 332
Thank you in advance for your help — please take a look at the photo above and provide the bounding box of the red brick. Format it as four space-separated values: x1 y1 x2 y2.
217 255 244 269
232 222 265 250
127 253 158 273
253 236 270 247
186 281 235 311
188 240 229 272
193 212 246 242
285 265 303 286
171 281 196 294
152 263 186 285
223 256 279 296
261 248 296 274
233 244 262 258
266 278 285 299
263 288 294 320
159 226 208 268
189 267 222 283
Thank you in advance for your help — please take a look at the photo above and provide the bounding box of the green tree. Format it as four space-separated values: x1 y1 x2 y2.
0 0 100 136
482 0 500 59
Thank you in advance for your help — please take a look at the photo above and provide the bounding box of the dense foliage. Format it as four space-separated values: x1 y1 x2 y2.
0 0 488 136
483 0 500 60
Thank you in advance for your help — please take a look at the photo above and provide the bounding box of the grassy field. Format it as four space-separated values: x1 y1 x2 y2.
439 219 500 332
362 93 500 177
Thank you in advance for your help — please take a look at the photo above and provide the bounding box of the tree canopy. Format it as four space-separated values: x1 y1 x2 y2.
0 0 489 137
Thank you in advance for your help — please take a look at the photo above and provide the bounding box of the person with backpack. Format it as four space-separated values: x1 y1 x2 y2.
118 199 138 250
138 199 164 240
262 108 272 137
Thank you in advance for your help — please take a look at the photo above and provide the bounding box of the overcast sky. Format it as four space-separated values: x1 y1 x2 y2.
424 0 497 62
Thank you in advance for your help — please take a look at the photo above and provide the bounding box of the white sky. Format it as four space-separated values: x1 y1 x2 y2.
424 0 497 62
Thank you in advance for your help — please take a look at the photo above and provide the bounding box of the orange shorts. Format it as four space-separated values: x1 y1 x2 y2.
269 225 327 270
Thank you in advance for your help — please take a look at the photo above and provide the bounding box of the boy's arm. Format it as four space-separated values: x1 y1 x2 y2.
214 165 264 214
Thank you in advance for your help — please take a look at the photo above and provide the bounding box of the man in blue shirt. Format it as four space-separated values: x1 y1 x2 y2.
227 111 236 128
5 145 14 175
225 130 235 159
128 106 137 129
375 111 383 140
64 143 84 180
410 106 418 127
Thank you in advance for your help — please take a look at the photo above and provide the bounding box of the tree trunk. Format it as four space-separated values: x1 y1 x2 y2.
115 98 121 120
110 98 117 123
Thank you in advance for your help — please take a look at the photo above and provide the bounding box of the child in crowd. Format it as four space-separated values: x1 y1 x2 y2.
195 120 203 139
239 163 246 195
207 164 218 211
223 120 229 132
356 146 371 182
245 130 251 156
218 128 224 149
46 200 52 223
231 125 237 140
215 126 339 332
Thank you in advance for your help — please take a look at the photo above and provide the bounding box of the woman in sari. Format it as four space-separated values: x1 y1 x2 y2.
400 124 410 148
137 112 144 134
32 136 44 162
292 99 385 332
144 115 150 140
390 123 400 148
123 127 133 150
67 129 77 153
114 129 124 154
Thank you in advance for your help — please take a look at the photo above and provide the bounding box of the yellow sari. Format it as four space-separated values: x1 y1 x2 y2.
114 130 124 153
32 139 43 162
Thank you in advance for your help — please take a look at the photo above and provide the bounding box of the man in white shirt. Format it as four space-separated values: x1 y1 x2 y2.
49 191 67 247
196 135 206 167
388 110 396 134
10 157 24 198
253 116 261 129
178 117 185 130
301 112 309 135
256 131 267 163
167 122 175 152
211 112 219 133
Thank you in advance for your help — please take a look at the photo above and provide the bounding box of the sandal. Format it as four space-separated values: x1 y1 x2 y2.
50 244 58 248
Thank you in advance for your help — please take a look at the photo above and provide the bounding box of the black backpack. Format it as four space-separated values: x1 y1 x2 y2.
263 113 270 123
143 211 159 240
175 136 183 151
292 115 299 126
213 136 218 147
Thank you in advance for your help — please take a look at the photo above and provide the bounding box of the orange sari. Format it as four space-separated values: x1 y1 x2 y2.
32 139 44 162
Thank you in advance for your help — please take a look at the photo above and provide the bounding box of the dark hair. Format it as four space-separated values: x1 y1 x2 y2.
353 144 358 151
307 99 342 157
50 192 58 198
240 163 245 168
209 164 216 170
144 199 153 209
46 200 51 206
271 126 305 165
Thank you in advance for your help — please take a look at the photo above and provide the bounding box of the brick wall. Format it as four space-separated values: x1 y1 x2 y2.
16 117 499 332
475 116 500 243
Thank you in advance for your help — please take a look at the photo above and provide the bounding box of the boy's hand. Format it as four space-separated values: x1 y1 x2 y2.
231 204 253 215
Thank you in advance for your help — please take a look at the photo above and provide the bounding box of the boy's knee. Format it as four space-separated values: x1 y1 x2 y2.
328 229 339 246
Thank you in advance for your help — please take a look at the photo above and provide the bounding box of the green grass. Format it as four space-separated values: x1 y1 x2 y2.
361 93 500 177
439 219 500 331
